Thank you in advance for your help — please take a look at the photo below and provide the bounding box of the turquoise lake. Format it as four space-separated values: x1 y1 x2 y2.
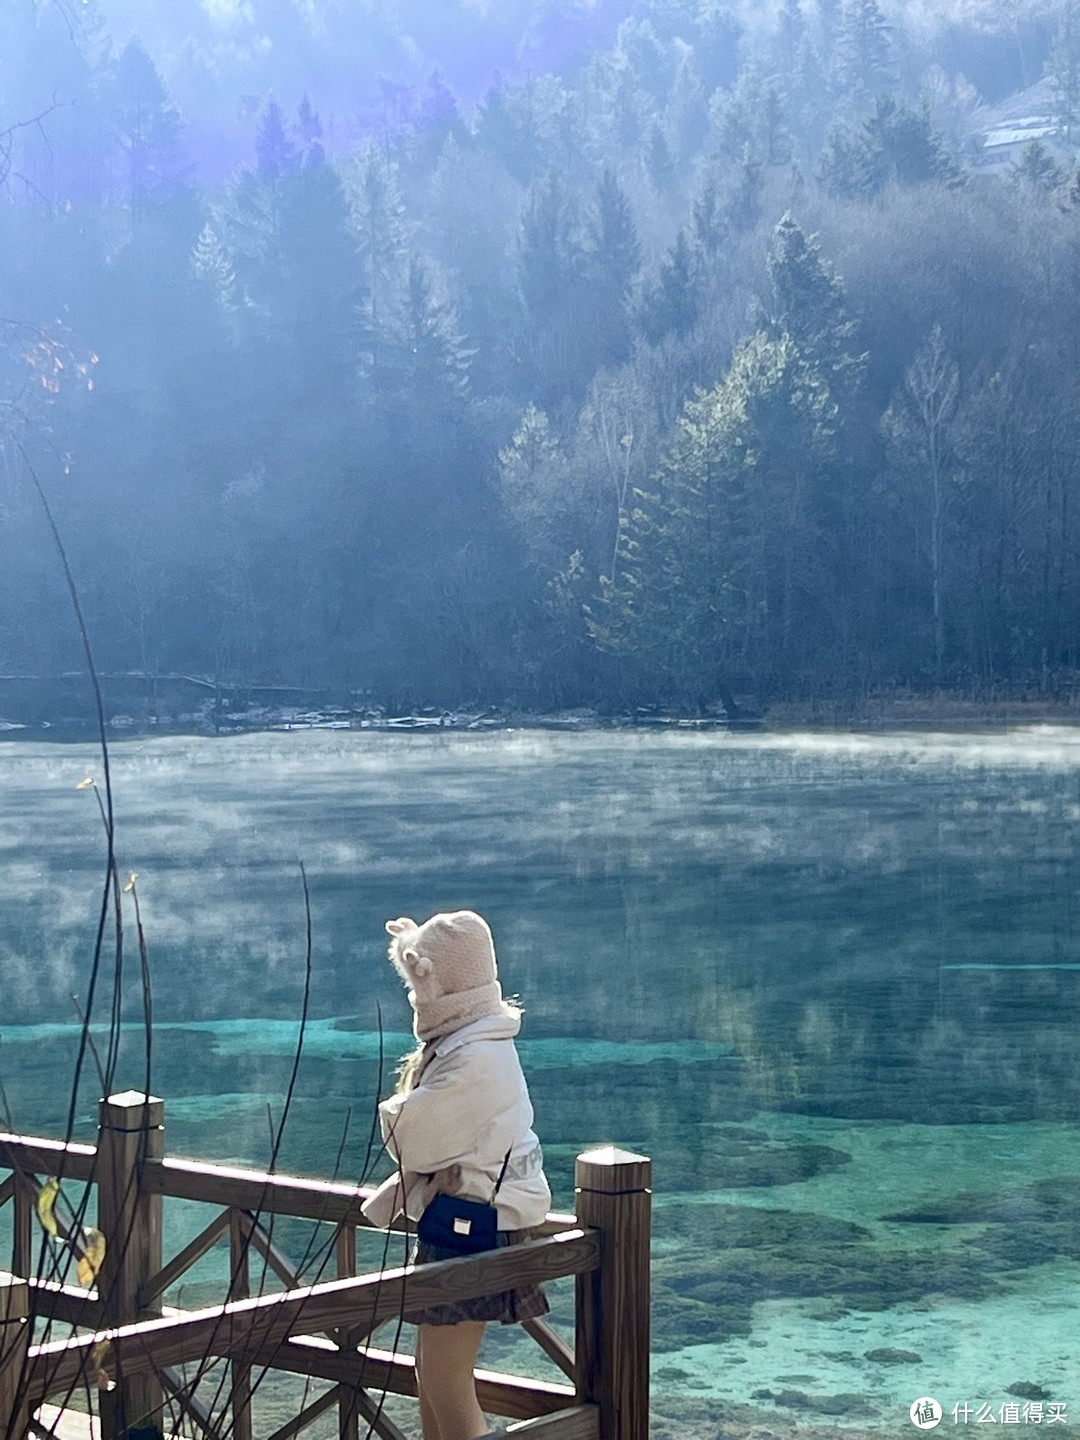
2 726 1080 1436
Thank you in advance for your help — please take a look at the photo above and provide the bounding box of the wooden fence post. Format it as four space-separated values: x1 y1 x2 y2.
0 1272 30 1439
97 1090 165 1438
573 1147 651 1440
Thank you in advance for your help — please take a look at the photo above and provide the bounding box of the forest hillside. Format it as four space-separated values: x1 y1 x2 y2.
2 0 1079 714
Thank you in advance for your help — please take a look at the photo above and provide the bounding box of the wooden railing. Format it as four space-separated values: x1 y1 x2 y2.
0 1092 651 1440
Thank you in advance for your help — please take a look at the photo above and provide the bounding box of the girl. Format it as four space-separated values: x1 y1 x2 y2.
362 910 551 1440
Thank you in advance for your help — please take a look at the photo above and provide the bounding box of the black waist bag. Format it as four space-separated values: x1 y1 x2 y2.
417 1151 511 1255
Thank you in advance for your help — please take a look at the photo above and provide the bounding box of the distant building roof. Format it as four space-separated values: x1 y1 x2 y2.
978 76 1058 130
984 124 1058 149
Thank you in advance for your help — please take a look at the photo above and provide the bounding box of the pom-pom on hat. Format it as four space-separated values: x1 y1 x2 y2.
385 910 508 1041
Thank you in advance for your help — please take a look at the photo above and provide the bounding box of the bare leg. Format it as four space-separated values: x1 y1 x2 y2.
418 1372 442 1440
415 1321 488 1440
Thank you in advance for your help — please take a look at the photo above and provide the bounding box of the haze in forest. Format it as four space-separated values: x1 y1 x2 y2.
3 0 1079 714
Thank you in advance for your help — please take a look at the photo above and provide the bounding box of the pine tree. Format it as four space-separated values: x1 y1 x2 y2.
1012 138 1063 191
349 148 411 382
775 0 806 78
255 100 298 183
820 97 957 198
404 254 471 400
590 330 837 696
691 178 727 258
191 222 236 314
112 39 187 221
1048 0 1080 138
641 230 698 344
645 123 677 191
835 0 894 104
296 94 324 166
586 167 642 367
766 214 861 387
666 52 710 163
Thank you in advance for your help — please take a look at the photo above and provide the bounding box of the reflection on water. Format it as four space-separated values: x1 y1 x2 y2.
2 727 1079 1434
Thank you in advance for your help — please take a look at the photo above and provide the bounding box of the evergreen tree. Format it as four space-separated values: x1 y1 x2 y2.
691 177 727 257
255 99 298 183
518 170 593 401
403 254 471 400
1048 0 1080 138
775 0 806 79
349 147 411 383
835 0 894 104
645 123 677 191
1012 138 1062 191
767 214 858 373
665 51 710 163
820 97 957 198
881 325 963 678
616 17 674 104
111 39 187 221
641 230 698 344
191 222 236 316
296 94 324 166
591 330 837 697
586 167 642 368
694 0 744 91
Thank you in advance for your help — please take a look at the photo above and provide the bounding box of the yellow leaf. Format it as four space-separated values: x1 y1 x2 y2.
36 1178 60 1237
90 1338 112 1389
77 1228 106 1287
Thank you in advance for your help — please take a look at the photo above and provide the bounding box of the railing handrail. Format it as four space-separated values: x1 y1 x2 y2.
0 1131 580 1234
0 1100 652 1440
25 1230 599 1403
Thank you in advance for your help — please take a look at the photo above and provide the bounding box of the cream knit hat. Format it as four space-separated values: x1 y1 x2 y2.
385 910 509 1041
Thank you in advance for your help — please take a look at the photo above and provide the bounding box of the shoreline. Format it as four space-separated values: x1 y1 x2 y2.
1 700 1079 744
0 673 1079 742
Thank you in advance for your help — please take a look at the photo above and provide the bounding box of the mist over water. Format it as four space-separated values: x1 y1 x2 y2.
2 726 1079 1432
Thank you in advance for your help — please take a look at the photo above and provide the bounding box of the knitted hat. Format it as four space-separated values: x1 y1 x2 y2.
385 910 508 1041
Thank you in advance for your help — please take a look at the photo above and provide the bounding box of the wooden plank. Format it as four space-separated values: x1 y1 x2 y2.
151 1159 578 1237
0 1137 97 1183
263 1382 339 1440
522 1317 575 1381
33 1405 100 1438
160 1366 225 1439
263 1337 576 1421
229 1208 253 1440
14 1173 35 1286
348 1385 411 1440
574 1150 651 1440
335 1225 359 1440
29 1230 599 1403
34 1404 186 1438
143 1209 231 1306
505 1406 600 1440
26 1277 101 1329
243 1214 304 1291
96 1092 165 1439
0 1271 30 1437
150 1159 376 1226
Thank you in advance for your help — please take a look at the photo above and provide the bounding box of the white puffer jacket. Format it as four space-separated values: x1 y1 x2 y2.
360 1009 551 1232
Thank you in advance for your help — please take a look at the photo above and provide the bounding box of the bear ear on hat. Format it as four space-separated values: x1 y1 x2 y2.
399 946 434 976
385 918 415 936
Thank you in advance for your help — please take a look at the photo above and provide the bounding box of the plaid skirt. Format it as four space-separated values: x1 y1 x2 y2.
404 1228 551 1327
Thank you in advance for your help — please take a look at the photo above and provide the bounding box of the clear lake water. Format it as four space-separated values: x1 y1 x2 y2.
2 726 1079 1436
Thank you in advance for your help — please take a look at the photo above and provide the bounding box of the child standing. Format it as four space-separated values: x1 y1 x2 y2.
362 910 551 1440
